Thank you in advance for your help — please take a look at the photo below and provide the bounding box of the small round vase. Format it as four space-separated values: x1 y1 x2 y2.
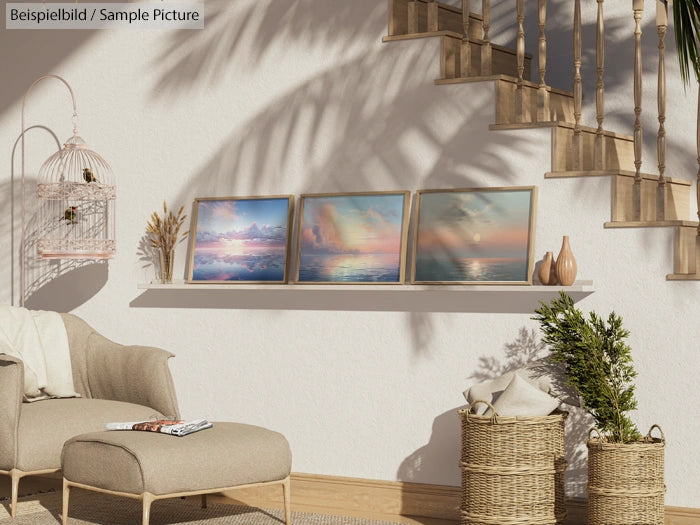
555 236 577 286
537 251 559 285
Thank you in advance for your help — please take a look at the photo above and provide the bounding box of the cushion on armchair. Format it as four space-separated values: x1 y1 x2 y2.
16 398 163 472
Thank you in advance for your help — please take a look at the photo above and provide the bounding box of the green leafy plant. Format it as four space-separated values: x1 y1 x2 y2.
533 292 641 443
671 0 700 85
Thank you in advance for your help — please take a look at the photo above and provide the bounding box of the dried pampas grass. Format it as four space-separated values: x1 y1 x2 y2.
146 202 188 282
146 201 188 253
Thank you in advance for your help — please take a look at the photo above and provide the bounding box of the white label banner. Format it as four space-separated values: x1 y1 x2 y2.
6 3 204 29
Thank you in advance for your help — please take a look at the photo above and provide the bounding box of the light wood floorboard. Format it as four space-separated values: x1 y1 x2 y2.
2 472 698 525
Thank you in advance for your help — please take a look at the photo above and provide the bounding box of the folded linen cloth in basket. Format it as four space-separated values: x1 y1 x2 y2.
463 357 578 415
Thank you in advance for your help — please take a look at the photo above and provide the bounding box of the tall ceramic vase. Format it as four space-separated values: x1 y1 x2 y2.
555 236 577 286
538 251 559 285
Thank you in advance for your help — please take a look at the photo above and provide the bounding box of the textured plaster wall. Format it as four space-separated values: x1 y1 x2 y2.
1 0 699 508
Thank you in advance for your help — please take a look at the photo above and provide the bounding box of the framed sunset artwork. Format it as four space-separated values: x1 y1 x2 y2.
411 187 537 285
295 191 410 284
186 196 294 283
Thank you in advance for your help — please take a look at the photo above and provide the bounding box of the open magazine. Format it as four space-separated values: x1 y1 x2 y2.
105 418 213 437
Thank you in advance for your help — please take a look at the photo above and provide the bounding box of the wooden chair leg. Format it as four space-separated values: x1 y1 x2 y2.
282 476 291 525
200 494 207 509
142 492 154 525
62 479 70 525
10 469 21 519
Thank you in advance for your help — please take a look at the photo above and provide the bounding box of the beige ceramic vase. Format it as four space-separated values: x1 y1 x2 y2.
555 236 577 286
537 251 559 285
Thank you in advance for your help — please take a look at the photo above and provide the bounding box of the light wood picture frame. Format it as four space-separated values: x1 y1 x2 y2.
186 195 294 284
295 191 410 284
410 186 538 285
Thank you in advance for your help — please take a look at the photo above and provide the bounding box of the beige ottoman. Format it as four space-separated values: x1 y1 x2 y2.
60 422 292 525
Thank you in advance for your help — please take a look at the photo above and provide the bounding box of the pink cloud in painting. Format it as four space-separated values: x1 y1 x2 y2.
301 200 402 255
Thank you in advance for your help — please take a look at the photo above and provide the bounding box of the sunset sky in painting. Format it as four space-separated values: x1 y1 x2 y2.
194 198 290 254
299 194 406 256
416 189 533 259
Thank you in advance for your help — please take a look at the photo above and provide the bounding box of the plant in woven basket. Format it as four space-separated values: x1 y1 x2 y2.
145 201 188 283
533 292 641 444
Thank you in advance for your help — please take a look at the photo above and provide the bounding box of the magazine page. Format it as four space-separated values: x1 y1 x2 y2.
105 418 213 436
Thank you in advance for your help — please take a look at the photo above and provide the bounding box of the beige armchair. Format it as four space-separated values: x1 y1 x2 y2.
0 313 179 518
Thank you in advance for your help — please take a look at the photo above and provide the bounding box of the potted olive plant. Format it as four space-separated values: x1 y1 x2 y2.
533 292 665 525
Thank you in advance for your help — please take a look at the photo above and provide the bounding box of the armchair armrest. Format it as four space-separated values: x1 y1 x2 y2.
0 355 23 470
86 333 180 419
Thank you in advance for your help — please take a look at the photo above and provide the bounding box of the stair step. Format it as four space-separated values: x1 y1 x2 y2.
490 119 634 173
388 0 482 39
437 74 569 121
385 0 531 81
547 169 691 223
439 34 532 80
384 31 532 82
439 76 572 124
605 218 698 278
667 273 700 280
382 30 463 42
610 171 691 222
671 224 699 276
671 224 699 277
604 219 697 228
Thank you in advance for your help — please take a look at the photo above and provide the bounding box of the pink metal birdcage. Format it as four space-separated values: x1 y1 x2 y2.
35 132 116 259
19 74 116 306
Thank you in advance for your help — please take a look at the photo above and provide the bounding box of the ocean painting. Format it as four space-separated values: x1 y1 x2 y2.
187 196 293 283
296 192 409 283
412 187 537 284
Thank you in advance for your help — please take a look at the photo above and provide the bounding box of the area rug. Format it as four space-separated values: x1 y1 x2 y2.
0 489 405 525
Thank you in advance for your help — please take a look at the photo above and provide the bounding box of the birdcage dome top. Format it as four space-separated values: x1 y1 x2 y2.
37 133 114 186
36 133 115 201
63 134 89 150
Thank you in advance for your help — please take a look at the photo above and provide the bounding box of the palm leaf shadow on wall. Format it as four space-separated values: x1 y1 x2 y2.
138 0 533 355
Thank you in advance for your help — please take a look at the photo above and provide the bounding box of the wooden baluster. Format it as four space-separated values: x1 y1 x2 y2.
633 0 644 220
573 0 583 169
537 0 549 121
595 0 606 170
481 0 492 75
515 0 526 122
656 0 668 220
462 0 471 77
407 1 418 33
428 0 439 32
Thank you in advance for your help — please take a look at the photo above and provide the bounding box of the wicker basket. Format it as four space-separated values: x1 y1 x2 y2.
458 401 567 525
587 425 666 525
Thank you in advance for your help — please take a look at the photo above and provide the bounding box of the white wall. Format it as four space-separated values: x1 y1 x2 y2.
1 0 699 508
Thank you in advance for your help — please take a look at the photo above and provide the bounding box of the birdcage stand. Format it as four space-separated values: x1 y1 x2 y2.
20 74 115 306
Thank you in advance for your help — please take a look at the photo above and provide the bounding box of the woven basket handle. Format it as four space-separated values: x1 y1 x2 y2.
466 399 500 422
646 424 665 443
588 427 605 448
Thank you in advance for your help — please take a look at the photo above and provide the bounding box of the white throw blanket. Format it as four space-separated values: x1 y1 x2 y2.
0 305 79 401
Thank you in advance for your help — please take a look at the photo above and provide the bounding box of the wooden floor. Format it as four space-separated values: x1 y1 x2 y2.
0 474 456 525
4 474 696 525
214 493 456 524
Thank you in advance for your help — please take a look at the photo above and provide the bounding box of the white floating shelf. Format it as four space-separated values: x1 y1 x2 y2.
134 280 593 312
138 280 594 292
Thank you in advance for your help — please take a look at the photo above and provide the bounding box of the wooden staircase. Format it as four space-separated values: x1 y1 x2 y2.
383 0 700 280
